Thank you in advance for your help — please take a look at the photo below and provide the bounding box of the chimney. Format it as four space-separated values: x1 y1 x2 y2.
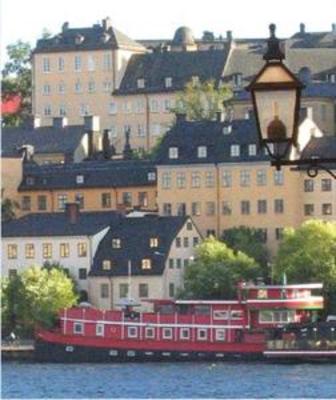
300 23 305 34
52 117 68 129
216 111 225 122
65 202 80 224
102 17 112 31
20 145 35 162
332 23 336 34
175 113 187 124
84 116 100 158
103 129 112 159
226 30 232 41
62 22 69 33
300 106 313 121
34 116 41 129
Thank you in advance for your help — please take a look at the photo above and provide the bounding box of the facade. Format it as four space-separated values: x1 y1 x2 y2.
18 160 157 214
89 214 202 309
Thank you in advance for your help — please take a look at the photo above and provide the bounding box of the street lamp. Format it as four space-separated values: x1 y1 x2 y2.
247 24 336 179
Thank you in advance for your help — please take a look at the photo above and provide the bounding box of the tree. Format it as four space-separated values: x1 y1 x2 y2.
172 79 232 121
181 237 262 299
1 198 19 222
222 226 269 273
274 220 336 314
1 266 78 337
1 40 32 126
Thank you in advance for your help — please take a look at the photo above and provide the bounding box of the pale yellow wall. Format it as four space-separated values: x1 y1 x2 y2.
1 157 23 214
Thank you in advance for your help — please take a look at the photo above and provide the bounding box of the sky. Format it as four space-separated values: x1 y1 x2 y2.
1 0 335 59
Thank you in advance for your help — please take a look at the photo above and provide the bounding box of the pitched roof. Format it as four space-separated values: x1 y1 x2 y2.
114 48 230 95
289 30 336 49
2 211 119 237
19 160 157 191
1 124 85 157
300 136 336 160
90 215 190 277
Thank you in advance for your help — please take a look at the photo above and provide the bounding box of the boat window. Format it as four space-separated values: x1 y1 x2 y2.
176 304 189 315
194 305 210 315
197 328 207 341
230 310 243 320
180 328 190 340
145 327 155 339
163 328 173 340
96 323 104 336
73 322 84 334
259 310 273 323
213 310 229 320
128 326 138 338
158 304 175 314
259 310 295 324
257 289 268 299
215 329 226 342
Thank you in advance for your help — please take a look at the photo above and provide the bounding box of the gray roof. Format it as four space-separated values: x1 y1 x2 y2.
20 160 157 191
90 215 191 277
2 125 85 157
301 136 336 160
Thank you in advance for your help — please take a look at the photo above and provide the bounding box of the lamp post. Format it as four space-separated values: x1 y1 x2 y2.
247 24 336 179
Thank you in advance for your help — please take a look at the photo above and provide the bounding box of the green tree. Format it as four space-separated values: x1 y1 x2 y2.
1 40 32 127
1 198 19 222
1 266 78 337
172 79 232 121
181 237 262 299
274 220 336 314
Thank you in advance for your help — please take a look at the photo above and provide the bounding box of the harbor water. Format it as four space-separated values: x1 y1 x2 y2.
2 361 336 398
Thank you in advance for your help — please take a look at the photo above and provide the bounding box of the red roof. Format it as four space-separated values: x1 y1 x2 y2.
1 95 21 114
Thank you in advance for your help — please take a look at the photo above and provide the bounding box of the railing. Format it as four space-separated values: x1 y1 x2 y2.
267 339 336 351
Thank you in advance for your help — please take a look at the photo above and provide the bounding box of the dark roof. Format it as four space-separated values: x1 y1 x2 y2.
1 124 85 157
19 160 157 191
34 21 145 53
114 48 230 95
289 30 336 49
155 116 270 165
301 136 336 160
172 27 196 46
2 211 119 237
90 215 190 277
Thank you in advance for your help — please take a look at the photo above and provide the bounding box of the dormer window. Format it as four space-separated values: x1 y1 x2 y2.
165 77 172 88
112 238 121 249
137 78 145 89
149 238 158 248
147 172 156 181
191 76 199 85
75 34 84 45
248 144 257 156
233 73 243 88
142 259 152 270
223 125 232 135
169 147 178 159
102 260 111 270
197 146 207 158
26 177 34 185
230 145 240 157
76 175 84 184
328 73 336 83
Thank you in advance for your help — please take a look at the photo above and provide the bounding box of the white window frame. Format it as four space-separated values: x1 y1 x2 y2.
137 78 145 89
223 125 232 135
96 323 104 337
165 77 172 88
76 175 84 184
147 172 156 181
163 328 173 340
197 328 207 341
230 145 240 157
197 146 207 158
128 326 138 338
42 57 50 73
109 102 117 115
58 57 64 72
87 55 95 71
169 147 178 159
74 55 81 72
42 84 51 96
248 144 257 156
145 327 155 339
73 322 84 335
180 328 190 340
215 328 226 341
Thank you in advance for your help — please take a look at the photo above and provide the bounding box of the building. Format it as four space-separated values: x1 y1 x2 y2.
1 204 119 294
18 159 157 214
89 213 202 309
154 112 333 255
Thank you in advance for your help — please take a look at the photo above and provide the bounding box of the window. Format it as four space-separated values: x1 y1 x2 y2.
42 57 50 72
259 310 295 324
137 78 145 89
59 104 66 116
9 269 17 278
7 244 17 259
258 200 267 214
222 170 232 187
206 201 215 216
175 238 181 248
103 81 113 92
79 104 89 116
135 99 145 113
101 193 111 208
256 169 267 186
230 145 240 157
191 172 201 188
60 243 70 258
76 174 84 184
205 171 215 188
304 204 314 216
304 179 314 192
163 328 173 339
169 283 175 298
75 193 84 209
274 170 284 186
274 199 284 214
176 259 182 269
87 55 95 71
150 99 159 112
223 125 232 135
74 55 81 71
184 259 190 268
137 124 145 137
163 99 171 112
191 202 201 216
112 238 121 249
119 283 128 298
149 237 158 248
169 259 174 269
191 75 199 85
215 329 226 341
197 328 207 341
240 170 251 187
138 192 148 207
75 80 82 93
197 146 207 158
122 192 132 207
73 322 83 334
241 200 250 215
148 172 156 182
58 57 64 71
101 283 109 299
207 229 216 237
145 327 155 339
165 77 172 88
21 196 31 211
183 237 189 248
142 259 152 270
162 172 171 189
233 73 242 87
193 237 199 247
88 80 96 93
43 84 51 95
79 268 87 280
275 228 284 240
222 201 232 215
180 328 190 340
102 260 111 270
163 203 172 216
42 243 52 259
186 221 193 231
176 203 186 216
248 144 257 156
58 82 65 94
321 179 332 192
96 323 104 337
25 243 35 259
77 242 87 257
259 228 268 243
103 53 112 70
169 147 178 159
43 104 52 116
139 283 149 298
176 173 186 189
57 194 67 210
322 203 332 215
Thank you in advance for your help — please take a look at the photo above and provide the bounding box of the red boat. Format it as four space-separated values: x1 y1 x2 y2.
35 282 336 362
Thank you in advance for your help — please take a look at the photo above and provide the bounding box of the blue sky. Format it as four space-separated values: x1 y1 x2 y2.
1 0 334 58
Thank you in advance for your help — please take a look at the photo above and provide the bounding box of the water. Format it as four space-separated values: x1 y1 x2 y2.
2 361 336 398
